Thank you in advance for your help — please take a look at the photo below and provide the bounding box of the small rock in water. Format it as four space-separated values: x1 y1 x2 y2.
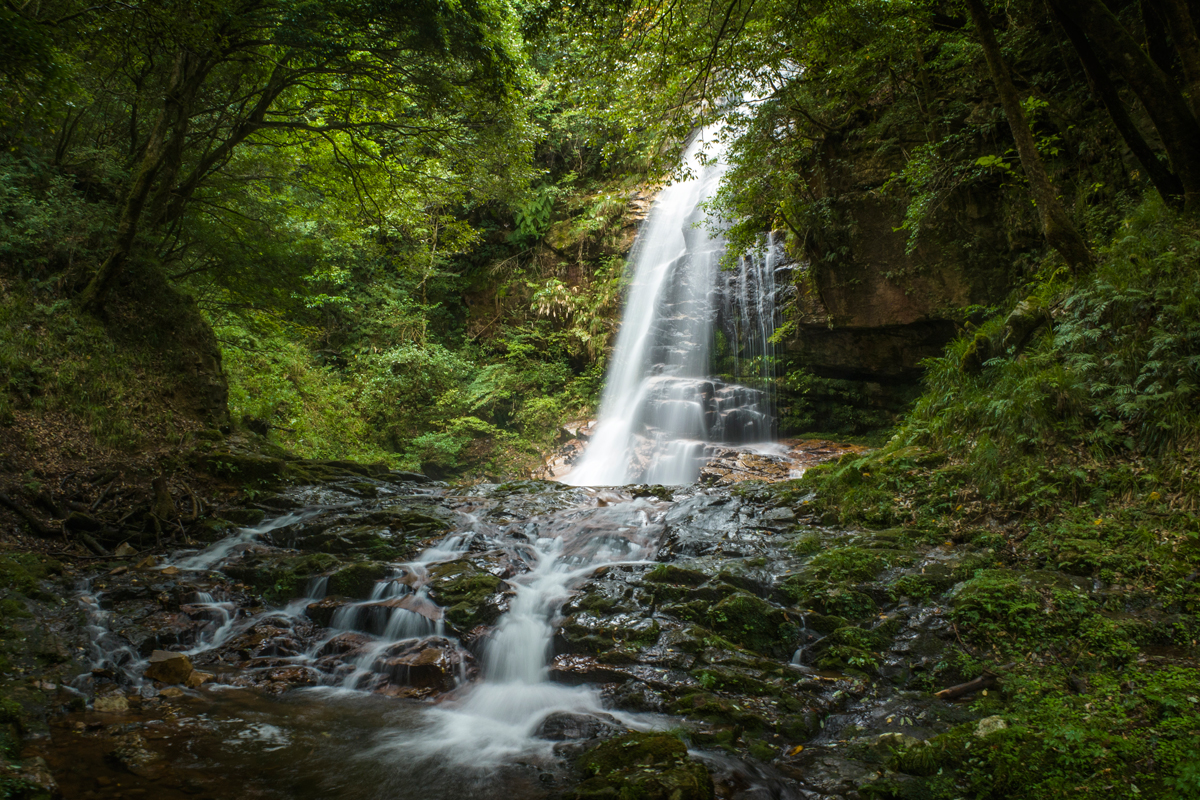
535 711 621 741
92 694 129 713
975 716 1008 737
114 543 138 557
106 732 161 776
185 670 213 688
144 650 194 684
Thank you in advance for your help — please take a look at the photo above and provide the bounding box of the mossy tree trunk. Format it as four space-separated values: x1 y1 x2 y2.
77 50 202 315
1054 10 1186 209
1050 0 1200 213
965 0 1094 272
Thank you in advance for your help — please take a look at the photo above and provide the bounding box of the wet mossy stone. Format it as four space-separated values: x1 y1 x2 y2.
669 692 772 733
645 564 709 586
425 559 503 630
328 562 393 598
707 593 797 658
573 732 714 800
220 507 266 527
776 578 877 620
560 613 662 654
949 571 1042 638
197 450 285 483
808 546 890 582
224 553 340 603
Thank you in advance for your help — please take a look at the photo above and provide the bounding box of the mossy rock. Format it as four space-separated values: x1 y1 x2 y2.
949 571 1042 638
560 613 662 654
573 732 714 800
220 507 267 527
669 692 772 733
707 593 797 658
224 553 341 603
808 546 890 582
425 560 503 630
197 450 285 483
690 666 777 696
0 555 62 601
193 517 236 543
776 578 877 620
645 564 710 586
328 562 393 598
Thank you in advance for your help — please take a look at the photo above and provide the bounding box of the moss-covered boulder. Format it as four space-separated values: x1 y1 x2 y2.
424 560 503 631
197 450 285 483
223 553 340 603
328 562 393 598
707 593 797 658
573 732 714 800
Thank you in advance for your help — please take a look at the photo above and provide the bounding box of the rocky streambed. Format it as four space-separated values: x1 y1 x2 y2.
3 466 1010 799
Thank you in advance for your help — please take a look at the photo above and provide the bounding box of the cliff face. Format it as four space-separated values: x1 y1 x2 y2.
782 133 1040 384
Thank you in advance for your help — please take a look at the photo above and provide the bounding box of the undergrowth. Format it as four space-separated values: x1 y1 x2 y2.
792 195 1200 800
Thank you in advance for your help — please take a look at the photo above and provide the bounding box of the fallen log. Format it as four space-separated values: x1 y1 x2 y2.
935 663 1015 701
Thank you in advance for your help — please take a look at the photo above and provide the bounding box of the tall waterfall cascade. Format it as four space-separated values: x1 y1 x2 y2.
565 128 783 486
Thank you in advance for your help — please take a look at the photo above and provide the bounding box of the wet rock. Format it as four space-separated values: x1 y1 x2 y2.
144 650 194 684
535 711 621 741
92 693 130 713
328 562 393 598
549 654 631 685
217 617 317 661
777 748 879 797
424 559 504 630
6 757 58 797
572 732 714 800
223 552 341 602
558 612 661 654
707 593 797 658
221 507 267 527
605 681 668 712
306 596 354 627
106 731 162 776
315 632 374 657
185 670 213 688
370 637 473 694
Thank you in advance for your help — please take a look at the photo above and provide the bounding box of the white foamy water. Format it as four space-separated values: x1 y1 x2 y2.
373 492 663 767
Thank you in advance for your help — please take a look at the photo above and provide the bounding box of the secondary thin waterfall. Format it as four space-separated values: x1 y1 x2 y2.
566 127 775 486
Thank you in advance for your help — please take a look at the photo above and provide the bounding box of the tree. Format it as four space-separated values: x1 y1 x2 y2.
965 0 1093 272
1048 0 1200 212
2 0 529 312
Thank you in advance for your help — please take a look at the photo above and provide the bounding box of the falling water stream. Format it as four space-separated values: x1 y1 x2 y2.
565 126 779 486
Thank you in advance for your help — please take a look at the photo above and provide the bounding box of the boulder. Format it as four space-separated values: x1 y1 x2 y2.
144 650 194 684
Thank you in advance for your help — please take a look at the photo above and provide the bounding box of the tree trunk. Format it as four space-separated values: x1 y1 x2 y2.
1157 0 1200 117
1051 0 1200 211
1055 10 1186 207
965 0 1093 272
78 52 190 314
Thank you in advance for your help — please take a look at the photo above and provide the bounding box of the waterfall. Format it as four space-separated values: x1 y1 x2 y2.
565 127 777 487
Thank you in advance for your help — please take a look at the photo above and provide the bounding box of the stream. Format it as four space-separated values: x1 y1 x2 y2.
31 466 986 799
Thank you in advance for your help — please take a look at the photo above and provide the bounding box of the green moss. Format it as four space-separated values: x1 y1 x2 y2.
707 593 797 658
808 546 889 582
574 732 713 800
0 555 61 598
327 562 392 598
425 561 502 630
777 577 876 620
224 553 340 603
645 564 709 586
